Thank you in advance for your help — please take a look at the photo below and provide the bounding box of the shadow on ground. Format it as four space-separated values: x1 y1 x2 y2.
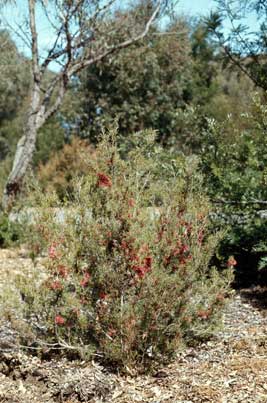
240 286 267 313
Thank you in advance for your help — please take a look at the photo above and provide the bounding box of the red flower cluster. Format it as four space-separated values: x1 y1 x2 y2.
55 315 65 325
50 280 63 291
120 238 153 279
164 242 191 267
120 238 136 259
227 256 237 268
133 256 152 279
97 172 112 188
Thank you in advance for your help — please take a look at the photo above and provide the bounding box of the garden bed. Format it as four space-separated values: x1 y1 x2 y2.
0 249 267 402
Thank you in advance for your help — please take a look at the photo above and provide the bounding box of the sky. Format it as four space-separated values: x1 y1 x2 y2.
178 0 217 17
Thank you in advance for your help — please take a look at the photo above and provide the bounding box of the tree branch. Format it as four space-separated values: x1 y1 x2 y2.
38 78 67 126
69 2 161 76
28 0 40 84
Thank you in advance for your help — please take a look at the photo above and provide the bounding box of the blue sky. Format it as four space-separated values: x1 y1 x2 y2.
178 0 217 17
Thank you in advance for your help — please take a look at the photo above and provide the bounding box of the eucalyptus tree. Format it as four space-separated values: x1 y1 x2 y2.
0 0 167 209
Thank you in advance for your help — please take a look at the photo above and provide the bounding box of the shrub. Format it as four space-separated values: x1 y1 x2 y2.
0 212 23 248
17 129 232 372
37 136 96 200
199 95 267 286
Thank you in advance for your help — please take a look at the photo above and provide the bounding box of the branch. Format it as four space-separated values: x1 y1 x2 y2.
218 37 263 89
40 28 64 74
210 9 267 90
40 0 85 73
37 78 67 127
69 1 161 76
28 0 40 83
2 18 32 50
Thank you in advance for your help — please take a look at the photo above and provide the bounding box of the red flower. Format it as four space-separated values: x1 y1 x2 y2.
227 256 237 267
57 265 68 278
97 173 112 188
180 244 189 254
99 291 107 300
173 248 181 257
80 272 91 288
135 266 147 278
128 198 135 207
197 309 211 320
107 327 117 337
55 315 65 325
50 280 63 291
133 263 151 279
120 240 128 250
143 256 152 269
48 242 58 259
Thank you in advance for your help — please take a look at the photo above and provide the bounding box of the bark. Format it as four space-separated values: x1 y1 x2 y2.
2 86 41 210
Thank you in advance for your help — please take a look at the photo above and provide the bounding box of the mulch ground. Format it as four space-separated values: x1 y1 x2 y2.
0 248 267 403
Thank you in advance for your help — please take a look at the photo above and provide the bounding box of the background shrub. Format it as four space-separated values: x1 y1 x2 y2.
37 137 96 200
0 212 22 248
16 129 232 372
198 95 267 286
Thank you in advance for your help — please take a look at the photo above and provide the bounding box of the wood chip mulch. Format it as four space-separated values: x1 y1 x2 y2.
0 249 267 403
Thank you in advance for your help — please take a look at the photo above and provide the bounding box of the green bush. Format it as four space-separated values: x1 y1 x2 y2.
198 94 267 285
0 212 22 248
16 129 232 372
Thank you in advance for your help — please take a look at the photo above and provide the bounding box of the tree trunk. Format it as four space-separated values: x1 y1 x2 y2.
2 126 37 211
2 88 40 210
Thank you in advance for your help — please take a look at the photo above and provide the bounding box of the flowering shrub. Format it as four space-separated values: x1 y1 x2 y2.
20 129 232 372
